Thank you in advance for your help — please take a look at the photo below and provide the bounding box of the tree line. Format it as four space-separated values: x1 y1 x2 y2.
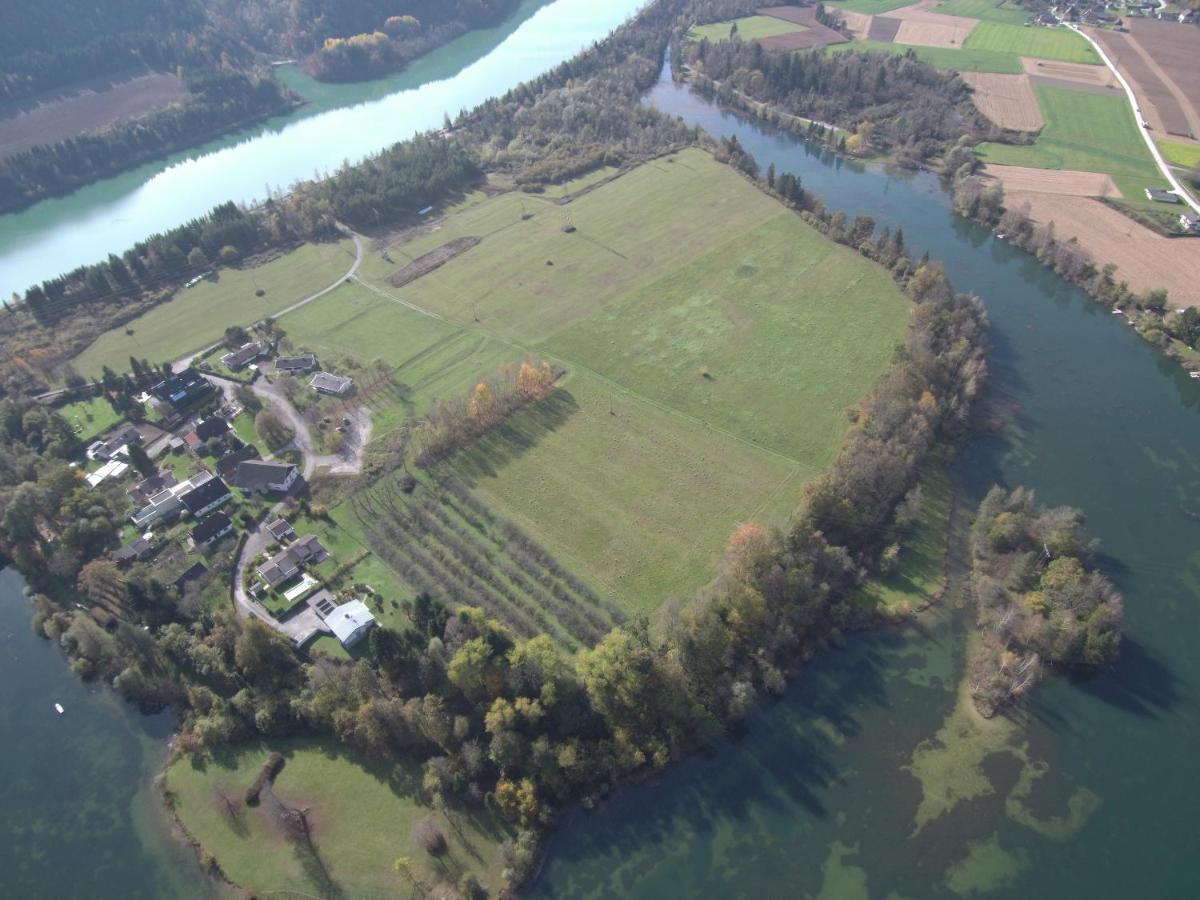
0 72 297 215
968 486 1123 716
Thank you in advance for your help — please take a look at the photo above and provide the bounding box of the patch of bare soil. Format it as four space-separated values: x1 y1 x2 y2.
1008 190 1200 305
388 236 481 288
839 10 875 40
1089 27 1192 138
868 16 901 42
984 164 1121 197
962 73 1044 131
1128 18 1200 123
1019 56 1116 89
0 72 186 159
757 6 850 48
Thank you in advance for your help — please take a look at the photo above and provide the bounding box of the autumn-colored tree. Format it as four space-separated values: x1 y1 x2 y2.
77 558 124 607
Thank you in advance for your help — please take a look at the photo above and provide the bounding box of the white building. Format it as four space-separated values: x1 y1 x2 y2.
323 599 376 648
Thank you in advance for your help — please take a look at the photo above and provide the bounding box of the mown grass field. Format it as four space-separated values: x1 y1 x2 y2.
1158 138 1200 169
688 15 807 43
934 0 1030 25
827 0 915 13
976 85 1168 199
69 240 354 379
964 22 1100 65
287 149 909 620
828 39 1024 73
166 738 511 897
55 395 122 441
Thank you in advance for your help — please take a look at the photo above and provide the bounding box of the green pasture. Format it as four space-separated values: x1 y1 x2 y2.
933 0 1031 25
166 738 510 897
1157 138 1200 169
68 240 354 379
828 39 1024 73
827 0 914 13
688 15 808 43
976 85 1168 198
964 21 1100 65
55 395 122 441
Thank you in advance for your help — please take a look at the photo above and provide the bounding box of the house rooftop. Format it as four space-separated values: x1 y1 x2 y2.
310 371 353 395
195 416 230 442
179 475 231 514
216 443 260 477
266 518 296 541
1145 188 1180 203
323 599 376 647
232 459 298 492
191 511 233 545
275 353 317 372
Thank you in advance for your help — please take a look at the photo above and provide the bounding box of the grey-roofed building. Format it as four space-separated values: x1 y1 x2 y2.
266 518 296 543
151 368 214 409
233 460 299 494
174 561 208 592
256 534 328 588
221 341 267 371
275 353 317 374
1145 188 1181 204
179 474 232 517
127 471 178 505
113 537 153 564
309 371 353 396
195 416 230 442
191 511 234 548
87 423 143 461
323 599 376 648
216 443 261 478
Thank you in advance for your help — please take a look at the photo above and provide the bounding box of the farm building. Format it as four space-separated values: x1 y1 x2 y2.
1145 188 1181 203
310 372 353 396
322 599 377 648
178 473 232 517
190 512 234 549
221 341 267 370
232 460 299 494
150 369 213 409
257 534 328 588
275 353 317 374
1181 212 1200 233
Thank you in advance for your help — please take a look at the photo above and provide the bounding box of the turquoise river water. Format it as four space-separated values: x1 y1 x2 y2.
3 13 1200 900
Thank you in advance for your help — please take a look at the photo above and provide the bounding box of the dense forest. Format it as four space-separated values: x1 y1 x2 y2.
968 487 1123 716
0 72 298 214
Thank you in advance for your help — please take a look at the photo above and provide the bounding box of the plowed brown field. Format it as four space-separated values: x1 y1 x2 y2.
984 164 1121 197
962 73 1043 131
1019 56 1117 89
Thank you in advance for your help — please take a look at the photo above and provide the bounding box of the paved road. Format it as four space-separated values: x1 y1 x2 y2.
1069 22 1200 215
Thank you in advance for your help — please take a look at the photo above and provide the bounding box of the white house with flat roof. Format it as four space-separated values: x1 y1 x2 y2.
323 599 376 648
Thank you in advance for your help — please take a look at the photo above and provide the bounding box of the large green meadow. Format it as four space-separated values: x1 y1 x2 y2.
827 0 914 13
827 38 1023 74
976 85 1169 199
166 738 510 896
963 21 1100 64
933 0 1030 25
287 148 909 617
688 15 806 43
69 239 354 378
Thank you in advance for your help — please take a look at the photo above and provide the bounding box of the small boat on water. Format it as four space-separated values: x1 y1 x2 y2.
54 703 64 715
1190 371 1200 380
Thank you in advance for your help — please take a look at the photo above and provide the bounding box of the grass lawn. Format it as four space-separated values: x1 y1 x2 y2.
230 411 261 453
55 395 123 441
976 85 1168 198
827 0 916 13
166 738 511 897
964 22 1100 65
933 0 1031 25
829 39 1024 73
1157 138 1200 170
69 240 354 379
855 464 953 614
688 15 808 43
296 148 909 618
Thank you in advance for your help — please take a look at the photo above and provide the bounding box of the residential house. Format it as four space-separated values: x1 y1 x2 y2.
275 354 317 374
195 416 230 442
323 599 377 648
150 369 213 409
86 423 142 461
174 561 208 593
179 473 232 517
256 534 328 588
190 511 234 549
1145 188 1181 204
233 460 300 494
127 471 178 505
216 444 261 478
221 341 267 371
113 537 153 564
310 371 353 396
266 518 296 543
1181 212 1200 234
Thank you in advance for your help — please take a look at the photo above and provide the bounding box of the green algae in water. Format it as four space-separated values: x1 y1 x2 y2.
1006 759 1101 840
816 841 870 900
943 834 1028 897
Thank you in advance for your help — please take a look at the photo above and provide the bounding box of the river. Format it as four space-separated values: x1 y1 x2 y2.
0 0 646 297
529 60 1200 898
4 16 1199 900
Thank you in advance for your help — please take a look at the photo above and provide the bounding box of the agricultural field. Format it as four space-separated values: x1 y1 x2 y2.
827 38 1024 73
292 148 910 620
54 394 122 441
975 85 1167 200
688 15 806 43
165 738 511 897
964 21 1101 65
68 239 354 379
961 72 1043 131
828 0 915 14
932 0 1029 25
1158 138 1200 170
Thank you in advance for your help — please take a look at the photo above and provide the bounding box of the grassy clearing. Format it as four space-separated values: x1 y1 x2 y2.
827 0 916 13
301 148 908 619
70 240 354 379
688 15 808 43
964 22 1100 65
166 738 511 897
829 39 1024 73
855 463 953 614
976 85 1167 197
934 0 1031 25
55 395 122 441
1157 138 1200 169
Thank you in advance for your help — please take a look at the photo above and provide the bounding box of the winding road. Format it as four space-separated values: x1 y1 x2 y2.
1067 22 1200 215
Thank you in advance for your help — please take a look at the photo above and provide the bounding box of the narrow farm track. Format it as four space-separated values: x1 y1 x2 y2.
1068 23 1200 213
